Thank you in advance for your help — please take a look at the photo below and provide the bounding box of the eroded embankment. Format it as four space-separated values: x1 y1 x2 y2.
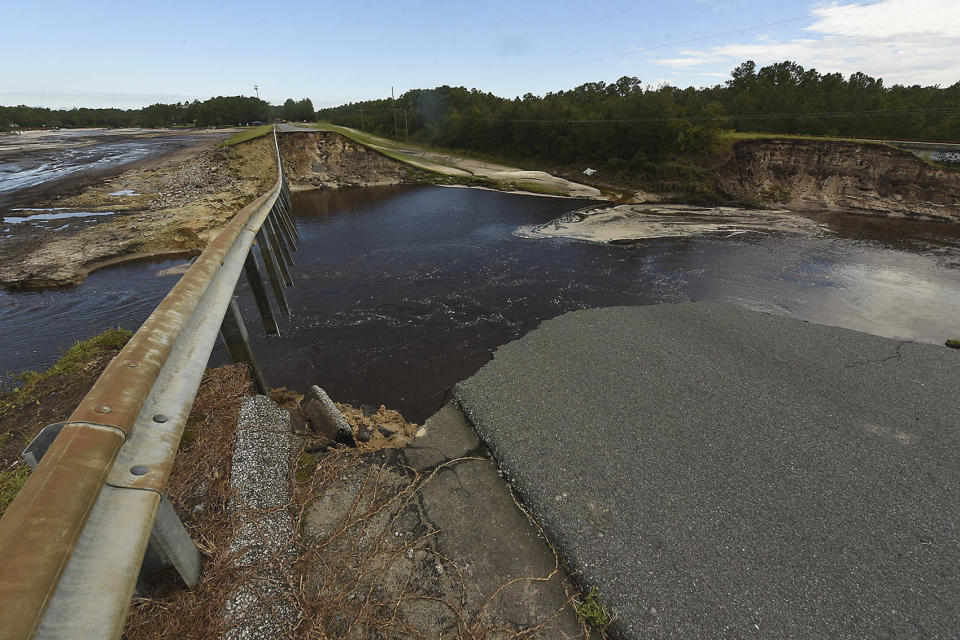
719 139 960 222
0 136 276 289
279 131 422 190
280 127 605 198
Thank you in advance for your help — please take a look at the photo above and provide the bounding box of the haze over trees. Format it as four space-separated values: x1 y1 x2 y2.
0 96 315 129
318 61 960 172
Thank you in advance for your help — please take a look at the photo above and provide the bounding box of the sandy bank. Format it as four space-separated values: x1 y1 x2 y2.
516 203 828 244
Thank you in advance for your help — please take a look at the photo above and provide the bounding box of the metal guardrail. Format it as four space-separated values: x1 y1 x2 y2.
0 126 299 639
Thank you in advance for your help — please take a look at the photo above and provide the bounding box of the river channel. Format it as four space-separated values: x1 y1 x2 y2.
2 185 959 422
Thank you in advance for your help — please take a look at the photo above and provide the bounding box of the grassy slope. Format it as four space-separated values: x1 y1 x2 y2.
221 124 273 147
0 328 132 515
294 122 465 172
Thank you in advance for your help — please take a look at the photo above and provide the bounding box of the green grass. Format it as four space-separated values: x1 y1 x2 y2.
719 130 890 145
574 587 612 634
221 124 273 147
297 122 400 148
296 451 317 486
946 339 960 349
0 466 30 515
3 328 132 412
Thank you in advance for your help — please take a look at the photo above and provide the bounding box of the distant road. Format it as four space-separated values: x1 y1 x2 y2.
456 303 960 639
875 139 960 151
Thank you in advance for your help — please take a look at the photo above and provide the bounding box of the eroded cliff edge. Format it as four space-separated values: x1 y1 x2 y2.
719 139 960 221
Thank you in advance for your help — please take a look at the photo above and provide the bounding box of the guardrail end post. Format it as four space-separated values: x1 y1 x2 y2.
220 298 270 396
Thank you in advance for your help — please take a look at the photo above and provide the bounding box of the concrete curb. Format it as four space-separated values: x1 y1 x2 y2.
221 395 297 640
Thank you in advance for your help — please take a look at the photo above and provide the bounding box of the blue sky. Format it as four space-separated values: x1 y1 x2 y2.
2 0 958 109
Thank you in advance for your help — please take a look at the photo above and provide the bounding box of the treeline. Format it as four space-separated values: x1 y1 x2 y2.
317 60 960 171
0 96 316 129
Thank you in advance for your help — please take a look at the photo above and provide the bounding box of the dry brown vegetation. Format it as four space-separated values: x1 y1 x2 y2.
0 332 587 638
126 393 591 639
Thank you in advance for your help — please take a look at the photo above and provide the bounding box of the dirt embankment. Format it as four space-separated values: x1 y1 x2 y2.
0 136 276 289
719 139 960 222
279 131 419 190
280 128 604 198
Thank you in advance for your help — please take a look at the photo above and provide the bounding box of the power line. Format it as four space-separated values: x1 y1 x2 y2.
476 0 887 82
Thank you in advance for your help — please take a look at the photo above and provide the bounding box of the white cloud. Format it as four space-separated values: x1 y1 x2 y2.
652 0 960 86
807 0 959 38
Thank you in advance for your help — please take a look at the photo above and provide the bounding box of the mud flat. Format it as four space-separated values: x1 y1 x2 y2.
0 133 275 289
0 128 235 209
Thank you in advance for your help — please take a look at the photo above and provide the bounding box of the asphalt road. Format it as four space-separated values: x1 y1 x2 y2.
455 303 960 639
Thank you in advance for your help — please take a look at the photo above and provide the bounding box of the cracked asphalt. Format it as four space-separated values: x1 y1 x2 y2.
455 303 960 639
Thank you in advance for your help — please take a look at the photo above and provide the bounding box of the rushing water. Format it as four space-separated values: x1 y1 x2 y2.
1 185 959 421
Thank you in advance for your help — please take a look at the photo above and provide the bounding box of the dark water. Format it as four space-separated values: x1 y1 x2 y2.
0 256 187 385
2 185 959 421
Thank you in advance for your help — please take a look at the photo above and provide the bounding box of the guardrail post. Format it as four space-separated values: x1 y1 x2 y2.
255 229 290 315
21 424 202 591
243 250 280 335
272 203 297 251
220 298 270 395
138 497 202 590
268 214 294 267
274 202 297 250
264 216 294 285
279 195 299 240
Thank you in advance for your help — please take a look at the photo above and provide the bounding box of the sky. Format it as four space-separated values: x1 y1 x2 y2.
2 0 958 110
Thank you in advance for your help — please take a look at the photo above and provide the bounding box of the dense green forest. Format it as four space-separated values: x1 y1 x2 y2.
0 95 314 129
318 60 960 173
